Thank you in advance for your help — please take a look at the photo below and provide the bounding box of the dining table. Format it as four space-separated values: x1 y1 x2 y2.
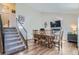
33 30 55 48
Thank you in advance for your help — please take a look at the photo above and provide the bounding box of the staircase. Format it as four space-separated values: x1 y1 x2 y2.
3 27 26 55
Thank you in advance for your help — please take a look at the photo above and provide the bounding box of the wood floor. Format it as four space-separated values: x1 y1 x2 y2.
15 39 78 55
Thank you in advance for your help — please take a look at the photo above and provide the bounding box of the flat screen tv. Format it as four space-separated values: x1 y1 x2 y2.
55 20 61 27
50 22 55 27
50 20 61 27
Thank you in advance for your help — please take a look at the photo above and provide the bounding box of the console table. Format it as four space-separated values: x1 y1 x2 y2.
67 33 77 43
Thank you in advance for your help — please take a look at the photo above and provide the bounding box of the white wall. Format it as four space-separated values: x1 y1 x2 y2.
9 13 16 27
16 4 43 39
16 4 78 40
40 13 78 40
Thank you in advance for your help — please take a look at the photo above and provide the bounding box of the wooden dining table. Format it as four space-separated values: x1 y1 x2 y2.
33 30 55 48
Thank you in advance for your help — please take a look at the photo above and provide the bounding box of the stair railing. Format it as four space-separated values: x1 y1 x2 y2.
16 18 28 48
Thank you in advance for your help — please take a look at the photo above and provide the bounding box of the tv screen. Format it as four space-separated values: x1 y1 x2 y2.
50 22 55 27
50 20 61 27
55 20 61 27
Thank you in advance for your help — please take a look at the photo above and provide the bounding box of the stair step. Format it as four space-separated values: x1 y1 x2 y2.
4 34 19 38
5 34 19 36
5 40 22 45
4 36 21 40
4 35 19 39
5 40 23 49
4 32 18 34
5 38 21 43
7 44 25 51
4 33 18 36
4 27 26 55
5 45 25 55
4 30 17 32
4 28 17 32
5 41 24 50
5 37 21 40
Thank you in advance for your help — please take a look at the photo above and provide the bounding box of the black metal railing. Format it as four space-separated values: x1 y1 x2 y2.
16 19 28 48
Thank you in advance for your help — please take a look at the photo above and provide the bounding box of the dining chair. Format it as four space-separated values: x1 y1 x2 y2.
40 28 46 35
46 35 55 48
39 30 55 48
38 35 46 46
33 30 39 43
53 30 63 54
38 29 46 46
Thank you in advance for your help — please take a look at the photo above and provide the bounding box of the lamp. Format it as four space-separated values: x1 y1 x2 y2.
70 24 77 34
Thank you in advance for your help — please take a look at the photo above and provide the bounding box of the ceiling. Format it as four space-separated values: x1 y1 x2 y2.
27 3 79 14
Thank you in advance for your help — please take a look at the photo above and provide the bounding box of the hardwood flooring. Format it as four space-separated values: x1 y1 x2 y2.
15 39 78 55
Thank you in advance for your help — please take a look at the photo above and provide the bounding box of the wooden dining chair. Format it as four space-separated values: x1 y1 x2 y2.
33 30 39 43
39 30 55 48
45 35 55 48
45 35 52 48
38 29 46 46
38 35 46 46
40 28 46 35
53 30 63 54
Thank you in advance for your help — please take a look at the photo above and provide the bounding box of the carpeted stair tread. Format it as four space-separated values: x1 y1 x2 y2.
6 44 25 51
4 34 19 38
5 40 22 45
4 32 18 34
5 38 21 44
4 34 19 36
5 45 25 55
4 27 26 55
5 42 23 49
5 37 21 40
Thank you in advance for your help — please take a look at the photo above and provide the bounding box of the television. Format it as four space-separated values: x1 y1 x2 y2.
50 22 55 27
50 20 61 27
55 20 61 27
